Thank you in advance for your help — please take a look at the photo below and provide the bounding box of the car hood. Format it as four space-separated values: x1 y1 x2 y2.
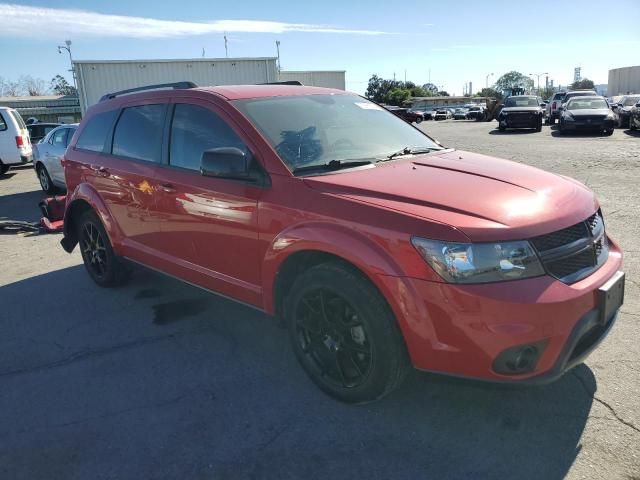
568 108 610 116
501 106 541 113
303 150 598 242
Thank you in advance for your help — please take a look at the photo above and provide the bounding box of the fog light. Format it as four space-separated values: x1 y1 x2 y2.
493 340 547 375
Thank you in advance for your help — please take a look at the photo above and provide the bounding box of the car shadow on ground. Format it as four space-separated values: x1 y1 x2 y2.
0 189 46 224
488 129 539 135
0 263 596 479
550 130 612 138
623 129 640 137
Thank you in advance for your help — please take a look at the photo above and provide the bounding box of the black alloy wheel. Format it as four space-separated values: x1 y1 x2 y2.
295 287 373 389
285 263 409 403
77 210 130 287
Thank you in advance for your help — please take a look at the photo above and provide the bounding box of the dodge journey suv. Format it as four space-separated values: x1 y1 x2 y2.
61 82 624 403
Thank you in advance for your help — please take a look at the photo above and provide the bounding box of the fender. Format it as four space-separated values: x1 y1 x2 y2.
262 221 407 314
63 182 125 254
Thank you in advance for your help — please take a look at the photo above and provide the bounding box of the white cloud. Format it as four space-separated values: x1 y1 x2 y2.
0 4 387 38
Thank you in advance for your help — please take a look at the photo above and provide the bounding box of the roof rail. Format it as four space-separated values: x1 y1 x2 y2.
99 81 198 102
258 81 303 86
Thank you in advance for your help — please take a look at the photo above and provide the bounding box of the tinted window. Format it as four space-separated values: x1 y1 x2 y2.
568 98 608 110
52 128 68 147
0 112 6 131
504 97 539 107
169 104 246 171
112 105 165 163
76 110 117 152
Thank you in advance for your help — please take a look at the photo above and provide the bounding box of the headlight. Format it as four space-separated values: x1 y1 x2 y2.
411 237 545 283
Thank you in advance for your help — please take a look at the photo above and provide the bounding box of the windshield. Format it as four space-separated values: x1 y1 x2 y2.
504 97 539 107
234 94 441 172
623 96 640 106
553 93 566 100
568 98 608 110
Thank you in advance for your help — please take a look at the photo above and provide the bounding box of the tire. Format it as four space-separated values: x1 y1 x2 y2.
415 116 423 124
0 163 9 175
77 210 130 287
535 121 542 132
605 129 614 136
629 119 637 131
559 121 565 134
36 164 56 194
498 124 506 132
285 263 409 404
549 116 556 125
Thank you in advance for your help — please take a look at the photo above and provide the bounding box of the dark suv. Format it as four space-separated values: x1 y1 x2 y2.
60 82 624 403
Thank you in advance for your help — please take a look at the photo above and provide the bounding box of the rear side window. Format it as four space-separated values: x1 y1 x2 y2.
0 112 6 131
9 110 26 129
169 103 246 171
553 93 565 101
112 104 165 163
52 128 68 147
76 110 117 152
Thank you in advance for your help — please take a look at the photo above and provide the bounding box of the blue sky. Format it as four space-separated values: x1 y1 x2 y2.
1 0 639 95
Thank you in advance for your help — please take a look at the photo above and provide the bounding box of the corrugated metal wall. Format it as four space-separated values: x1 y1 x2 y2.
75 58 278 113
278 71 346 90
608 66 640 96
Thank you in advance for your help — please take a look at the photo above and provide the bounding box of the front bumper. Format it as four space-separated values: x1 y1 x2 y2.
376 238 623 383
562 119 614 131
500 114 542 128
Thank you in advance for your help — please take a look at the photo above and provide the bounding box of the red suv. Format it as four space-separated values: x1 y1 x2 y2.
61 82 624 403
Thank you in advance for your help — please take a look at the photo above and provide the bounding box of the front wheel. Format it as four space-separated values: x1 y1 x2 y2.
77 210 130 287
535 121 542 132
285 263 409 404
605 129 614 136
630 119 637 131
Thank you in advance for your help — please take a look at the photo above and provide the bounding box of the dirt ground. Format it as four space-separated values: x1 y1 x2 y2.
0 120 638 480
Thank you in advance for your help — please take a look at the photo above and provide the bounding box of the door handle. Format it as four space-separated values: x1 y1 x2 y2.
90 165 110 177
160 183 176 193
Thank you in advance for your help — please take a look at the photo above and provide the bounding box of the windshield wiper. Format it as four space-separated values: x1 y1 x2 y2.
292 159 373 175
379 146 444 162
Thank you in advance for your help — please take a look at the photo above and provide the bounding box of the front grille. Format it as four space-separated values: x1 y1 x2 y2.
531 211 608 284
576 115 607 122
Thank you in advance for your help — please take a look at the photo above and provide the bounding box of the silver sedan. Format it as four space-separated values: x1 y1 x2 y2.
33 124 77 194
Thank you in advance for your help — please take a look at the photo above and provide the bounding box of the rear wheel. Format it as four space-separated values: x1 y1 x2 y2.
0 163 9 175
285 263 409 404
77 210 130 287
37 164 56 194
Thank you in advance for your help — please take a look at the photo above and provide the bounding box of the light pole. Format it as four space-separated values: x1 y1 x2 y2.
57 40 76 90
485 72 494 88
275 40 281 72
529 72 548 96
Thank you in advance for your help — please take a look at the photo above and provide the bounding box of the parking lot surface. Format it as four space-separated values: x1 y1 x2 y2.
1 121 639 480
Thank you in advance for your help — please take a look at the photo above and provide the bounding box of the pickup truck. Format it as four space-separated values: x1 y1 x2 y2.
546 92 566 124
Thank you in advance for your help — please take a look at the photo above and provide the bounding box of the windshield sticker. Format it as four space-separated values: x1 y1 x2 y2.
355 102 383 110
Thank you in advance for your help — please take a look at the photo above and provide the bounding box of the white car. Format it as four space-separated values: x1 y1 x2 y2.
0 106 32 175
33 124 78 193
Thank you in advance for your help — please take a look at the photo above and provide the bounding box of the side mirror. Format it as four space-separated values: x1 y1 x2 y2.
499 104 505 108
200 147 252 181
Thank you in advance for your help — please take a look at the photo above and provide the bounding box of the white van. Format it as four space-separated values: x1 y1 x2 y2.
0 107 32 175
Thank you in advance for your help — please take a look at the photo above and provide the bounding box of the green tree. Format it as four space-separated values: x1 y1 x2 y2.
383 88 411 106
494 71 534 95
365 75 403 103
437 90 450 97
50 75 77 96
571 78 595 90
475 87 501 99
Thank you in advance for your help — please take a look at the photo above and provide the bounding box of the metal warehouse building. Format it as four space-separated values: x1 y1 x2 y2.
278 71 345 90
74 57 279 113
608 66 640 96
0 95 81 123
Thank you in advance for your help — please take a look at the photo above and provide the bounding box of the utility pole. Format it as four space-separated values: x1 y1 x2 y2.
393 72 396 82
275 40 281 72
224 32 228 58
486 72 494 88
202 47 205 58
57 40 76 90
404 69 407 84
